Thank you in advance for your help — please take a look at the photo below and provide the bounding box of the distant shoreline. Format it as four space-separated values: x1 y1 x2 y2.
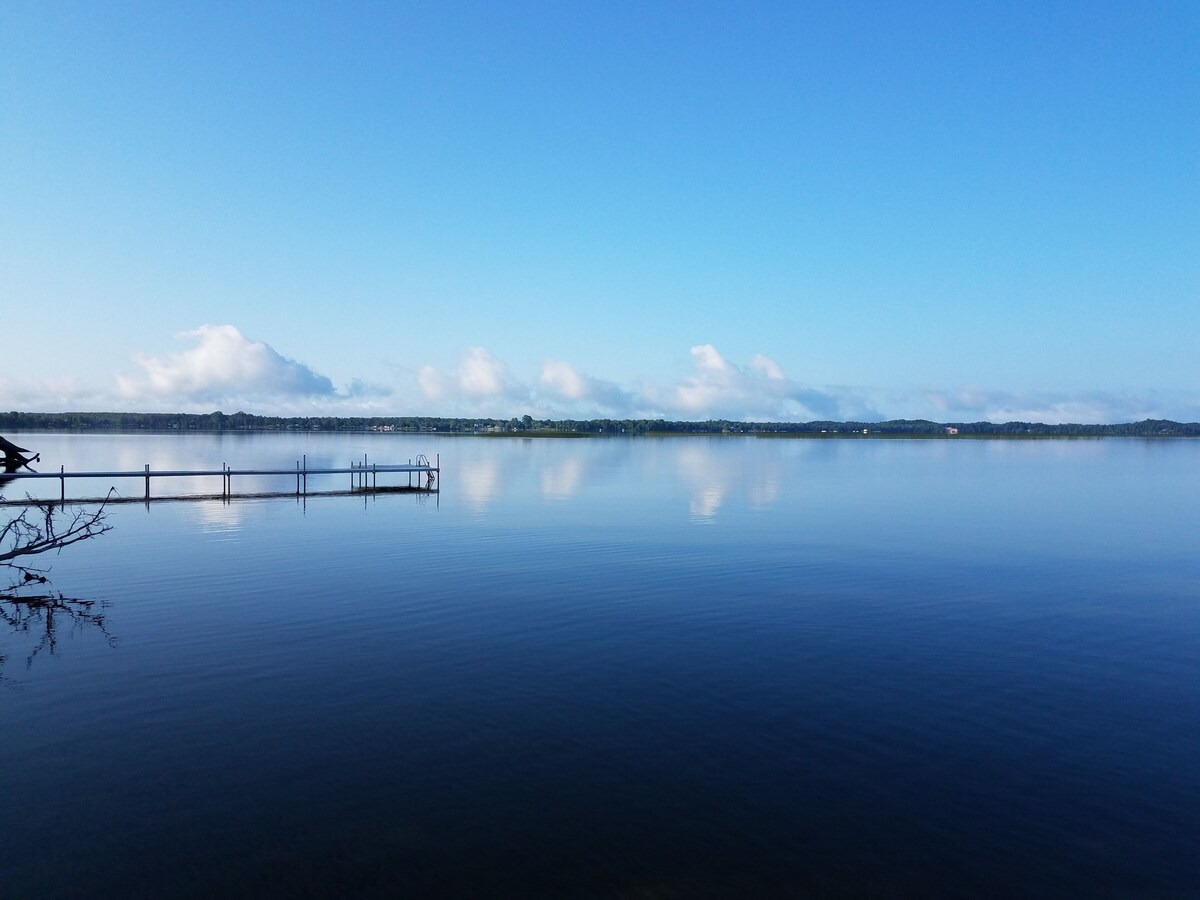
3 412 1198 438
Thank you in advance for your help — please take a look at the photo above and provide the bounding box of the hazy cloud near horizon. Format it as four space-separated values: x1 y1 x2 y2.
4 326 1197 424
416 347 527 410
539 359 634 414
659 345 862 421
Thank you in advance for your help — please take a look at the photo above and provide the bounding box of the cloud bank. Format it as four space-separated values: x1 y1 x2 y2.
650 344 858 420
106 325 388 413
409 344 872 420
3 325 1197 424
409 343 1197 424
117 325 335 402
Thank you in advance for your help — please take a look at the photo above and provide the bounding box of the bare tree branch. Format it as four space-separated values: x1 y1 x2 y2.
0 491 114 566
1 494 116 680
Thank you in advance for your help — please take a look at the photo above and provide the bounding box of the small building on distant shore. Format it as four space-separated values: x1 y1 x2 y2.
945 427 959 435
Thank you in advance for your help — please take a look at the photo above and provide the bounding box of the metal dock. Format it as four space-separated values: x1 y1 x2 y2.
0 453 439 505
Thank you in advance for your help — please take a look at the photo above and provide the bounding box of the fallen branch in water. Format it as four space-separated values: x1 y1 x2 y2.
0 491 114 568
1 493 116 678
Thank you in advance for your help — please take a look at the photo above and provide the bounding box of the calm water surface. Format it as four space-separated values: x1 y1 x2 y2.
2 433 1198 898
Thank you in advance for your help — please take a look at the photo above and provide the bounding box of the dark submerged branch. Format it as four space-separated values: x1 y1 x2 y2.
0 588 115 671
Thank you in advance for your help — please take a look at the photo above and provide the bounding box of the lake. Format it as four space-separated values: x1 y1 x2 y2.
2 432 1198 898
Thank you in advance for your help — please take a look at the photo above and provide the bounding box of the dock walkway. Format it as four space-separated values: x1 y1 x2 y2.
0 454 439 504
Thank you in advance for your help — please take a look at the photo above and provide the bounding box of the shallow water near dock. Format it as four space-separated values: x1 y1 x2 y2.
2 432 1199 897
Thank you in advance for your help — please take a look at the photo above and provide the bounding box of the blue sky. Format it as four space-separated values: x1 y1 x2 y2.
2 1 1197 422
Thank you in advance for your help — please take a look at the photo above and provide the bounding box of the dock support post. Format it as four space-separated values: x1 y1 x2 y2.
303 454 307 495
145 464 150 501
61 465 65 503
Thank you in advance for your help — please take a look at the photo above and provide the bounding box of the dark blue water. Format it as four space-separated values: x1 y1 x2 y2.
2 434 1198 897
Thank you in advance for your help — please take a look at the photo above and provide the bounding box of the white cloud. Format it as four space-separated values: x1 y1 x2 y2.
117 325 337 404
414 352 632 417
539 359 633 413
457 347 511 396
692 343 736 375
664 344 849 420
540 359 588 400
417 347 526 408
748 354 786 380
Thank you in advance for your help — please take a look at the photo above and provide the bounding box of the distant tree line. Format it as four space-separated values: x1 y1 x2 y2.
2 411 1198 437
